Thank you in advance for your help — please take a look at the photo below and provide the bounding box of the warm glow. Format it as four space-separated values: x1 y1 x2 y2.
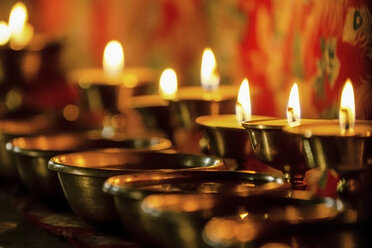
239 212 248 220
159 68 177 100
8 2 33 50
0 21 11 46
236 78 251 123
286 83 301 127
339 79 355 133
201 47 220 91
103 40 124 77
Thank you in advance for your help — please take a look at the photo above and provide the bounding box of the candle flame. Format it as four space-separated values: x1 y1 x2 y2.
236 78 251 123
240 212 249 220
286 83 301 127
159 68 177 100
201 47 220 91
103 40 124 77
8 2 33 50
0 21 11 46
339 79 355 134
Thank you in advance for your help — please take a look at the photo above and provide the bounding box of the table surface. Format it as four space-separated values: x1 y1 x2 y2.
0 189 71 248
1 185 372 248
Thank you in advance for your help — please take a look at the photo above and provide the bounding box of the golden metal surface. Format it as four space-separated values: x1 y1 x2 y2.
0 112 54 184
49 150 226 228
242 120 307 182
7 132 172 199
101 171 299 248
169 98 236 129
196 115 274 167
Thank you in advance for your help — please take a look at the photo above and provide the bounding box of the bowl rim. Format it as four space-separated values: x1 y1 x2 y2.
48 149 226 177
6 133 172 157
283 119 372 138
102 170 288 199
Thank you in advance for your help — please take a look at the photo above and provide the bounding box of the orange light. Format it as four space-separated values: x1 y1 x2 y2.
286 83 301 127
201 47 220 91
8 2 33 50
103 40 124 77
159 68 177 100
339 79 355 134
0 21 11 46
236 78 251 123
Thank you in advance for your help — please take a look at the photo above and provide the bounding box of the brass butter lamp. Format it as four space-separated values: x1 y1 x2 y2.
284 80 372 196
284 79 372 223
69 40 158 135
129 68 177 141
196 79 274 169
243 83 321 188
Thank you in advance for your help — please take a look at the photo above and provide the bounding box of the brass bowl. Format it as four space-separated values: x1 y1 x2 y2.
242 119 332 185
283 120 372 201
0 111 54 184
140 193 343 248
48 150 226 228
7 132 171 199
196 115 274 168
103 170 288 247
169 85 239 129
129 94 175 141
69 67 159 115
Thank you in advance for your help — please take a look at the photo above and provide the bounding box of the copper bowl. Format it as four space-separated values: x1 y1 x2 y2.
48 150 226 228
103 170 288 247
7 131 171 198
0 111 54 184
140 192 343 248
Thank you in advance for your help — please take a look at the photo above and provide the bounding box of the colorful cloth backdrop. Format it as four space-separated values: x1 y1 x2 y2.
1 0 371 119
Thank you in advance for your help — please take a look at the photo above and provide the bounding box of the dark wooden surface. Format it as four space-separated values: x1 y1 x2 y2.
1 185 372 248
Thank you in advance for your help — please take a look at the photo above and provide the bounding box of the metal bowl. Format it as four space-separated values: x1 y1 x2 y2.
129 94 175 141
48 150 226 228
169 85 239 129
7 132 171 198
140 192 343 248
69 67 159 115
103 170 288 247
0 111 54 184
196 115 274 168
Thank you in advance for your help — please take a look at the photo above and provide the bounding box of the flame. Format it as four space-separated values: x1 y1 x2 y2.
0 21 11 46
159 68 177 100
339 79 355 134
236 78 251 123
201 47 220 91
8 2 33 50
103 40 124 77
239 212 248 220
286 83 301 127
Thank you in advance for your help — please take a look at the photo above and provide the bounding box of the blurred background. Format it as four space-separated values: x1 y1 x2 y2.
0 0 371 119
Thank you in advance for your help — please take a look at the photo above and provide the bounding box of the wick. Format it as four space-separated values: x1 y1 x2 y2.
287 107 296 123
340 107 350 131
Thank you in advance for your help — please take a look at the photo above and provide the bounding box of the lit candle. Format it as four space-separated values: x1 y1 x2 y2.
0 21 11 46
69 40 157 92
242 82 329 187
8 2 34 50
68 40 159 120
196 79 272 167
128 68 178 140
283 79 372 196
288 79 371 137
159 68 177 100
174 47 238 102
170 48 239 130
